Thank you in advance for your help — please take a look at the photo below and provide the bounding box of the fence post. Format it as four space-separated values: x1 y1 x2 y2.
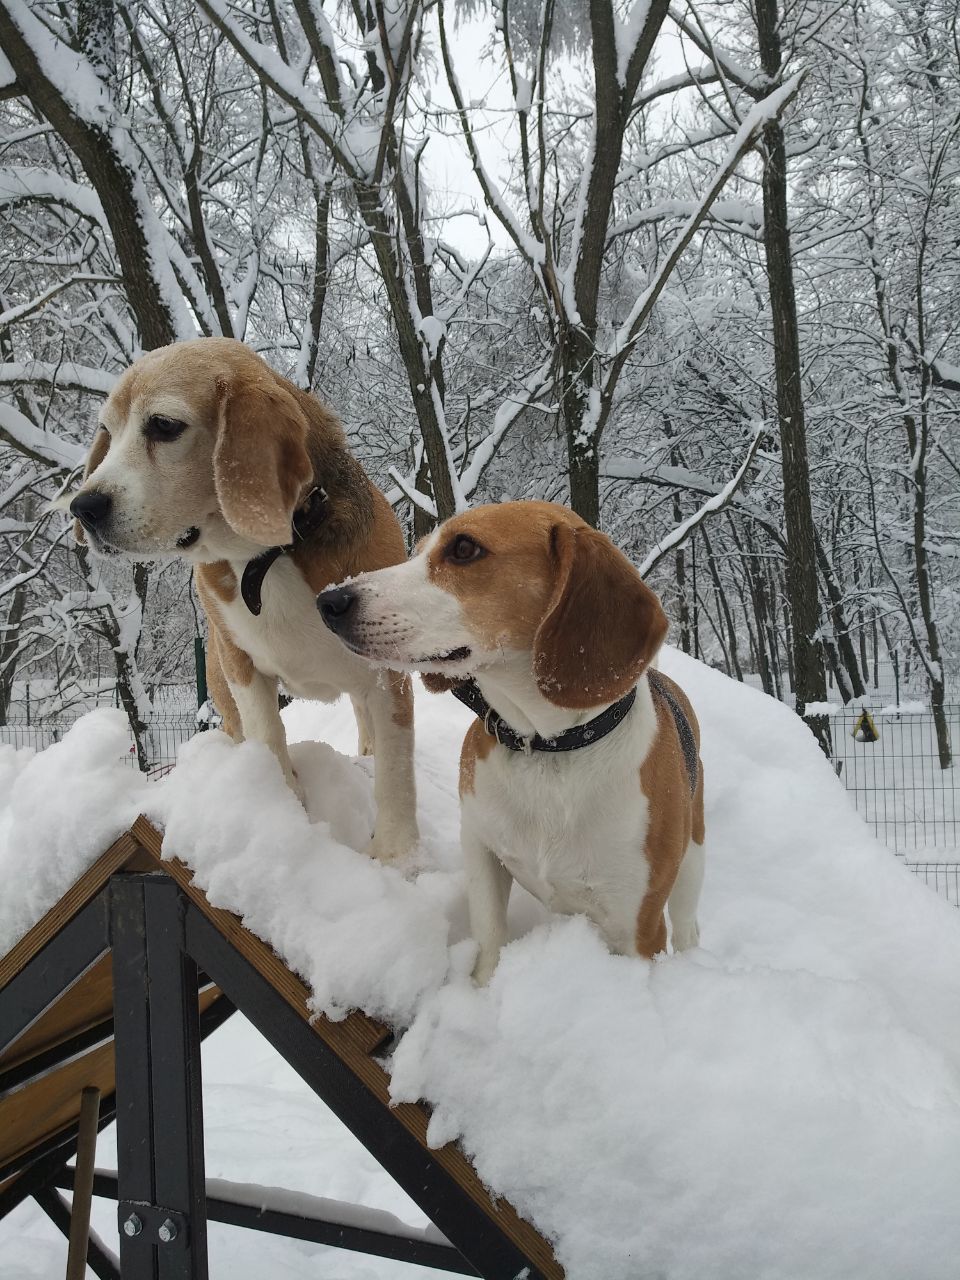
194 636 208 731
25 682 30 728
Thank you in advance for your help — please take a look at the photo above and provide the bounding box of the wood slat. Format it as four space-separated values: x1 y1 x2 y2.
0 833 145 990
0 955 113 1071
131 815 563 1279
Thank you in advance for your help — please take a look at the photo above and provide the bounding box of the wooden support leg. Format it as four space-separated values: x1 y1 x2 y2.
66 1085 101 1280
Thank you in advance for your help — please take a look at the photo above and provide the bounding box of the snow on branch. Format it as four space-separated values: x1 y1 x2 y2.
605 73 805 368
0 274 118 329
195 0 363 177
0 166 107 228
0 402 84 471
0 362 114 396
387 466 438 520
638 426 765 577
458 359 554 498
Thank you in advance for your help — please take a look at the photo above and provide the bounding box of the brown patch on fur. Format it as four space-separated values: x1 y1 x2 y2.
423 501 667 710
459 717 497 796
424 502 580 654
420 672 463 694
213 370 313 546
73 427 111 544
196 565 254 698
635 673 703 958
389 670 414 728
199 560 237 604
534 522 667 710
291 484 403 594
204 625 243 741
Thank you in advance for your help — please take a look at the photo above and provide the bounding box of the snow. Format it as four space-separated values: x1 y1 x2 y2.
417 313 447 360
3 650 960 1278
0 401 84 470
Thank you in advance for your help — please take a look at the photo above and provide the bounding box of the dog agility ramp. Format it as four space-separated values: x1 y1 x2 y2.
0 816 563 1279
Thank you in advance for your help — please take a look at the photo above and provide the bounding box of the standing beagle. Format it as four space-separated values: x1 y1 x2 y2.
68 337 418 862
318 500 705 981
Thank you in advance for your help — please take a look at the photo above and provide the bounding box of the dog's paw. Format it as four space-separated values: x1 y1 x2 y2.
471 951 501 987
671 920 700 952
367 825 419 865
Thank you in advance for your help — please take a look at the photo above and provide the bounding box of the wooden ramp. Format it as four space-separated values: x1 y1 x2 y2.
0 816 563 1279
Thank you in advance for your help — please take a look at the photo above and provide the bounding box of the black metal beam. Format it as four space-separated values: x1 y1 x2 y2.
34 1185 121 1280
111 873 208 1280
54 1167 479 1276
0 894 110 1057
184 901 541 1280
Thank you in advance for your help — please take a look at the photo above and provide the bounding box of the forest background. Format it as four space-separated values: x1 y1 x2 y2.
0 0 956 767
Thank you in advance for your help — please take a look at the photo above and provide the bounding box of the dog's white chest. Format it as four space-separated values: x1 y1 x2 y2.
465 726 653 951
218 558 370 700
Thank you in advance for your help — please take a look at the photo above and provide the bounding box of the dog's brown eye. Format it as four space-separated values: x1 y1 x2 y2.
145 415 187 442
446 534 485 564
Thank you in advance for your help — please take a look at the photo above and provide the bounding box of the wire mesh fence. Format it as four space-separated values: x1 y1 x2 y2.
0 712 201 778
830 705 959 907
3 697 958 907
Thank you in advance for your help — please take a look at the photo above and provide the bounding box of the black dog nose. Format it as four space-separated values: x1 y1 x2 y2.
317 585 358 632
70 490 112 531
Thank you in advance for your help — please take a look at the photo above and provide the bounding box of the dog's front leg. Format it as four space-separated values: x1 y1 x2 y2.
364 672 419 862
463 827 513 985
227 667 303 803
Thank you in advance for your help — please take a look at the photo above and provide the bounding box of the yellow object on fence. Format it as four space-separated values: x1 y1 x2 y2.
853 709 880 743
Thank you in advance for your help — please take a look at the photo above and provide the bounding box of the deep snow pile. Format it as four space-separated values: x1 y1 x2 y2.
2 648 960 1279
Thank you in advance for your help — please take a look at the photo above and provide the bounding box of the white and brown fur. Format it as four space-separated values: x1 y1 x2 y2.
318 500 705 982
69 337 418 861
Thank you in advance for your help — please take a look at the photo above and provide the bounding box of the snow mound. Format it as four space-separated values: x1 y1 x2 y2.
2 648 959 1278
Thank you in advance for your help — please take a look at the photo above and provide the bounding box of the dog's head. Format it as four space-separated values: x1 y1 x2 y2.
66 338 341 562
318 500 667 710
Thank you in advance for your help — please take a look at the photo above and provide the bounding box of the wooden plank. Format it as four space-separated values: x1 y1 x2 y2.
0 834 145 990
0 956 113 1070
131 815 563 1279
0 987 221 1173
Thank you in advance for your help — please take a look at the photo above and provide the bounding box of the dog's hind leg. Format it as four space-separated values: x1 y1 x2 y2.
351 696 375 756
205 623 243 741
668 841 704 952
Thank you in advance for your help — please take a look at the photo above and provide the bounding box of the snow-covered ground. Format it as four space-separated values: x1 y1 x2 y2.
2 648 960 1279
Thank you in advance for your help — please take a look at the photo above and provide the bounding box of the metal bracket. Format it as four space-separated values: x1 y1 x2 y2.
119 1201 189 1249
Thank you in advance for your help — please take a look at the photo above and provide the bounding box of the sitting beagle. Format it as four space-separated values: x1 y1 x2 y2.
68 337 418 862
318 500 705 981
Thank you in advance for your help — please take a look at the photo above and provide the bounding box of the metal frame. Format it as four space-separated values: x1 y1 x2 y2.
1 867 556 1279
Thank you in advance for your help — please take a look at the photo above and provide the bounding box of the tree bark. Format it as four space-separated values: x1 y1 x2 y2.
0 2 181 349
755 0 829 751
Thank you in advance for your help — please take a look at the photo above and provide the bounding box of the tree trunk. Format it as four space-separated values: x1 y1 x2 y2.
0 2 182 349
755 0 829 752
0 584 27 725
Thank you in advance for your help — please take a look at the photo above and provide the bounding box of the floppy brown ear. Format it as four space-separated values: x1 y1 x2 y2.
533 522 667 709
213 372 313 546
73 427 111 544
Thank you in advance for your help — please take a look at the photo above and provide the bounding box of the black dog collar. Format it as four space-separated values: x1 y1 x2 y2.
450 679 637 755
241 487 328 615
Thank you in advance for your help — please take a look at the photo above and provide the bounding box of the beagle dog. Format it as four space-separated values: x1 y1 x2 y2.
68 337 418 862
318 500 705 982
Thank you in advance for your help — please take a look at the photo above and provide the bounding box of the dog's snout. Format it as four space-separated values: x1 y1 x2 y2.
70 490 112 532
317 585 358 633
